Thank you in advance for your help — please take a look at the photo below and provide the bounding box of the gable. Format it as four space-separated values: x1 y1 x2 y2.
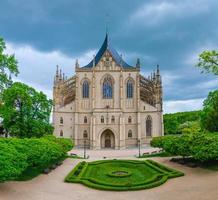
81 34 135 69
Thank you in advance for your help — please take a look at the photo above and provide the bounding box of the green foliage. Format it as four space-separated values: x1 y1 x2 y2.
43 135 73 153
201 90 218 132
150 136 164 148
164 111 201 135
178 121 201 134
0 136 73 182
65 159 183 191
0 82 53 137
151 133 218 162
0 37 19 97
0 140 27 182
191 133 218 162
196 50 218 75
161 135 180 155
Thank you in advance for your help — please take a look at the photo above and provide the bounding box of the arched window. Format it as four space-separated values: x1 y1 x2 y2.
83 130 88 138
84 116 87 123
126 79 133 98
146 116 152 137
102 76 113 99
101 116 104 123
111 116 115 123
128 130 132 138
60 130 63 137
128 116 132 123
82 80 89 98
60 117 63 124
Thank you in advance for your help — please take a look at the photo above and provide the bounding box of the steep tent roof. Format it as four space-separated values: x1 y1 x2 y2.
82 34 134 69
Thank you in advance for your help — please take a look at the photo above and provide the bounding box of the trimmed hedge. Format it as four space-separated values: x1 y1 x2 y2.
65 159 184 191
150 133 218 162
0 136 73 182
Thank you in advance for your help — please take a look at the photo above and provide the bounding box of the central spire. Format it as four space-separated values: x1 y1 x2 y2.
82 34 134 69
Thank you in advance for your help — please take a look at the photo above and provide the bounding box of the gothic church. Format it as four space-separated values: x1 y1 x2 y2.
53 34 163 149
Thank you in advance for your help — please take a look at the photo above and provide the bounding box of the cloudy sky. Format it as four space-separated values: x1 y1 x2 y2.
1 0 218 113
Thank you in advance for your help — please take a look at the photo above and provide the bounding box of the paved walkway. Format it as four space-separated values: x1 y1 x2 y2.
0 149 217 200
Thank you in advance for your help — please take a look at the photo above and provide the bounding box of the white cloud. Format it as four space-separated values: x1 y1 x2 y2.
161 71 181 87
4 41 95 98
130 0 210 26
185 42 218 66
164 98 204 113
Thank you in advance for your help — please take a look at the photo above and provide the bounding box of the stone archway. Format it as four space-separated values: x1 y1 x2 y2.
101 129 115 149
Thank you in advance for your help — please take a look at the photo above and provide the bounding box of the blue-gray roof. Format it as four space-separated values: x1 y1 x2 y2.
82 34 134 68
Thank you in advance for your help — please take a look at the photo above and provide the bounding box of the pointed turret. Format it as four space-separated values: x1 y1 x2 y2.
156 64 161 83
153 71 156 81
54 65 60 85
75 59 79 69
59 69 62 81
136 58 140 68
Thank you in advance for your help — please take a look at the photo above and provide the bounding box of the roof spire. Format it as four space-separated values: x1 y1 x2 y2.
136 58 140 68
156 64 160 75
106 13 109 35
75 59 79 68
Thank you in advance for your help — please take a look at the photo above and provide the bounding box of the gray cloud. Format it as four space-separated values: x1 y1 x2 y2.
1 0 218 112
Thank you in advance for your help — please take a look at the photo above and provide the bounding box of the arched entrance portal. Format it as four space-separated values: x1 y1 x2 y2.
101 129 115 149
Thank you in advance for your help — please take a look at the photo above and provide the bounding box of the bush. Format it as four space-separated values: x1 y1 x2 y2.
44 135 73 153
0 136 74 182
150 137 164 148
151 133 218 162
191 133 218 162
0 141 27 182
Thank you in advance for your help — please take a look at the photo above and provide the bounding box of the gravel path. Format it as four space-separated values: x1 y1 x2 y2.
0 149 217 200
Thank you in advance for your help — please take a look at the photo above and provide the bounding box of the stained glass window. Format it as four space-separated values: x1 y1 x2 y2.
146 116 152 137
103 76 113 99
127 79 133 98
82 80 89 98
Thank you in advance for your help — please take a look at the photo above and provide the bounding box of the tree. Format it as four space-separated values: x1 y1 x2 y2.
0 37 19 97
196 50 218 75
0 82 53 138
201 90 218 132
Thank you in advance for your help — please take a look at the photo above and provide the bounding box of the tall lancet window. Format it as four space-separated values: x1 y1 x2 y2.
146 115 152 137
82 80 89 98
103 76 113 99
126 79 133 98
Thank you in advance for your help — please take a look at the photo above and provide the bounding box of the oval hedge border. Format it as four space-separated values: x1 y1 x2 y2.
65 159 184 191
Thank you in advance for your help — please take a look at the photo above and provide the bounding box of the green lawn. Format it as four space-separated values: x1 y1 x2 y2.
65 159 184 191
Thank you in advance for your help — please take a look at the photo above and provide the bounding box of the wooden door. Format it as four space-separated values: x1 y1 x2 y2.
105 139 111 148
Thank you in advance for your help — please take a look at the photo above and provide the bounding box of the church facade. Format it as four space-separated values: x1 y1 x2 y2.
53 34 163 149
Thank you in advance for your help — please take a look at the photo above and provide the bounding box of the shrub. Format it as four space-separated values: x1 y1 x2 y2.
0 136 74 182
191 133 218 162
151 133 218 162
176 134 193 158
161 136 180 155
43 135 73 153
0 141 27 182
150 137 164 148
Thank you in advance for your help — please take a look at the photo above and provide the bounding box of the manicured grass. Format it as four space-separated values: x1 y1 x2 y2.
65 159 184 191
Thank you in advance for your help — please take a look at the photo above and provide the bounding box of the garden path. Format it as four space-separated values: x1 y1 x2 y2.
0 149 217 200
